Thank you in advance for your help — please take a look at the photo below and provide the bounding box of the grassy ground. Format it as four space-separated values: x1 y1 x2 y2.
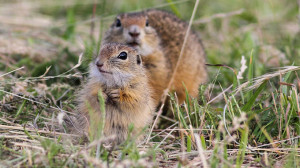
0 0 300 167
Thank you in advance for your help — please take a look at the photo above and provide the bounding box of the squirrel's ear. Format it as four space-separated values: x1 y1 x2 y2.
136 55 142 65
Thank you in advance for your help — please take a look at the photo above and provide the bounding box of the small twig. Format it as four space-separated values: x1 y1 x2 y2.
205 63 236 74
12 142 45 152
235 66 300 92
193 9 245 24
56 89 71 102
207 69 221 101
90 0 97 39
279 82 295 87
152 128 213 132
146 104 164 144
256 136 300 148
271 92 281 139
168 147 300 158
194 133 208 168
61 53 83 75
295 71 300 91
149 108 208 141
0 73 84 85
39 66 52 78
0 89 73 114
0 66 24 78
0 124 78 137
284 103 291 143
155 128 176 149
159 115 177 122
207 84 232 105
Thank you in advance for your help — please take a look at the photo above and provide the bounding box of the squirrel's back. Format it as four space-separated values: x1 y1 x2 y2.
146 9 207 101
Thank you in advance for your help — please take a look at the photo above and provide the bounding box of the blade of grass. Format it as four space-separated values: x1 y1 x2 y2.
236 126 249 168
166 0 182 18
187 135 192 152
200 134 206 149
246 50 254 99
15 100 27 118
242 80 267 112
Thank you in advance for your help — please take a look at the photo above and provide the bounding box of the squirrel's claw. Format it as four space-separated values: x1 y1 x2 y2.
108 89 120 101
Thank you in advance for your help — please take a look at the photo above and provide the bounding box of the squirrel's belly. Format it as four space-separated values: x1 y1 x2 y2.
103 104 152 141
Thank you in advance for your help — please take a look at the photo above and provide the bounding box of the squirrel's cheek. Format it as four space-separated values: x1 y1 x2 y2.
89 65 100 76
144 27 155 34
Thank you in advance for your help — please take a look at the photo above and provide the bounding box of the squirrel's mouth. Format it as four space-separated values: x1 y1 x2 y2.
98 68 112 74
127 41 140 47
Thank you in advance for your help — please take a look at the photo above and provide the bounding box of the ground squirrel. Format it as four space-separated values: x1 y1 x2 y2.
72 43 154 144
102 9 207 105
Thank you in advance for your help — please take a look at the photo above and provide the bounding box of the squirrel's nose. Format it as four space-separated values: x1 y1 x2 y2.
129 32 140 38
128 25 141 38
96 61 103 68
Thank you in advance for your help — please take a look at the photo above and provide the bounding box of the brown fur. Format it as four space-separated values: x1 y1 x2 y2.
72 43 154 144
102 9 207 105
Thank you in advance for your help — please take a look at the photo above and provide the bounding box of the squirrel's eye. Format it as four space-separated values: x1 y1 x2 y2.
118 52 127 60
116 19 121 27
137 55 142 65
145 19 149 27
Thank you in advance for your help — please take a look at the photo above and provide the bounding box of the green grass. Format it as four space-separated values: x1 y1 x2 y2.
0 0 300 167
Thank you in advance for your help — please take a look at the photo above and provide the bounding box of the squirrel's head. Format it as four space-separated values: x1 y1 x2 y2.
103 12 159 56
90 43 144 87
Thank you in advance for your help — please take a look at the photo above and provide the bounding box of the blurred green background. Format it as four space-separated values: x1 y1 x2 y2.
1 0 299 86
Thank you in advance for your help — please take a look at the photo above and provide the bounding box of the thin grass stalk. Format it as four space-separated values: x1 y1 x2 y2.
90 0 97 39
236 126 248 168
158 0 200 105
194 133 208 168
271 92 281 139
145 104 165 144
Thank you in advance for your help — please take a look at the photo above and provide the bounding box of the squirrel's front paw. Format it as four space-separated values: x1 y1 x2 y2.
107 89 120 101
